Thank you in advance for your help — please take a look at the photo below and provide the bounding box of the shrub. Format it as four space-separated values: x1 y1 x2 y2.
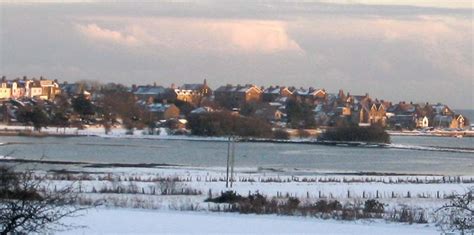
297 129 311 138
435 188 473 234
205 191 243 204
187 112 272 138
280 197 300 215
320 125 390 143
314 200 342 213
0 166 86 234
273 129 290 139
399 208 414 224
363 199 385 214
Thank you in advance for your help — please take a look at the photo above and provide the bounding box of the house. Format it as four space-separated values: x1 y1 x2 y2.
416 116 429 128
368 103 387 126
0 79 11 100
133 85 167 102
171 80 212 106
432 115 453 128
9 81 21 99
346 94 372 126
254 103 285 122
146 103 180 121
38 78 61 100
308 88 326 103
346 93 371 106
429 104 463 129
0 77 60 101
351 103 371 126
335 106 351 116
181 79 212 97
28 80 44 99
262 86 293 102
294 87 326 104
214 84 262 108
450 114 465 129
387 102 418 129
431 103 454 116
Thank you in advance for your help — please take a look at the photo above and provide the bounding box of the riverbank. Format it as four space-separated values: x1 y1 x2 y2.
1 124 473 139
388 130 474 137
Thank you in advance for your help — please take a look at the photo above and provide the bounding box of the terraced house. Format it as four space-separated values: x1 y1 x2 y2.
0 76 60 101
214 84 263 108
171 79 212 106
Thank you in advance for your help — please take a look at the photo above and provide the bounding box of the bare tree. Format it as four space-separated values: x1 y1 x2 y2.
0 164 86 234
435 187 473 235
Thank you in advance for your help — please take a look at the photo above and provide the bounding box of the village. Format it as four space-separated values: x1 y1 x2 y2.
0 76 470 138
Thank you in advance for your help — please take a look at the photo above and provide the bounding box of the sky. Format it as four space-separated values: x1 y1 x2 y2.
0 1 472 109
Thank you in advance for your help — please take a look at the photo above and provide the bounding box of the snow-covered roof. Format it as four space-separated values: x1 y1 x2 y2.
190 107 214 114
134 86 166 95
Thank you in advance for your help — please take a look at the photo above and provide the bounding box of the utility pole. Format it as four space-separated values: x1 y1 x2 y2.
230 136 235 188
226 136 231 188
226 135 236 188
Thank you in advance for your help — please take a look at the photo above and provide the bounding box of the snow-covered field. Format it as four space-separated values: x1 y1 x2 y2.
30 166 472 234
58 208 437 234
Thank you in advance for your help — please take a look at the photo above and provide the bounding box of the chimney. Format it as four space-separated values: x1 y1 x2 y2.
171 83 176 89
153 82 157 87
203 79 207 86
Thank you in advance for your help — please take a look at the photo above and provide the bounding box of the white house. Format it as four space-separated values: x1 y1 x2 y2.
416 116 429 128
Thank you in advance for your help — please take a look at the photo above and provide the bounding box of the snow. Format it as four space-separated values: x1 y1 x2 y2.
43 166 474 221
58 208 437 235
0 155 14 160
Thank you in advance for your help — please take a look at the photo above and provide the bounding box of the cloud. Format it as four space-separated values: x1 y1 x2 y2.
76 23 139 46
293 16 472 80
209 21 302 53
2 2 472 108
75 18 302 54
